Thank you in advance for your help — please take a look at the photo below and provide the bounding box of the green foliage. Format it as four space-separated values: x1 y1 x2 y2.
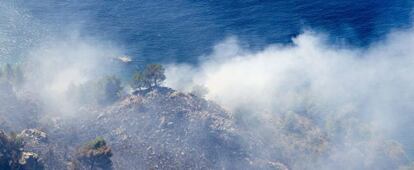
144 64 166 87
86 137 107 150
132 71 147 90
76 137 113 170
132 64 166 90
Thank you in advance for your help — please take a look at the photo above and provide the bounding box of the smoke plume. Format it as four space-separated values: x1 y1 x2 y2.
166 29 414 168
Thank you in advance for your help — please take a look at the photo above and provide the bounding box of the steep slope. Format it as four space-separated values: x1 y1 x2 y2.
31 87 286 169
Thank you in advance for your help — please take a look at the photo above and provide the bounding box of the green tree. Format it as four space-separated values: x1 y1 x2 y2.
132 64 166 90
143 64 166 88
76 137 113 170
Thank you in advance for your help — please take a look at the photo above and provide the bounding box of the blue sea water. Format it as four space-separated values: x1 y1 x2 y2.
17 0 414 64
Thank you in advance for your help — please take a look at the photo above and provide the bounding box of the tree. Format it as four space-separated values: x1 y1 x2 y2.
143 64 166 88
132 64 166 90
96 76 123 105
131 71 147 91
76 137 113 170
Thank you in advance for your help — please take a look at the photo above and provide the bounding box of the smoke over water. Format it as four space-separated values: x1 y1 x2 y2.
0 2 124 116
24 36 123 115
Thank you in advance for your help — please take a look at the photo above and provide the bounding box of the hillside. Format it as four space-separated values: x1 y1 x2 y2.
1 84 411 170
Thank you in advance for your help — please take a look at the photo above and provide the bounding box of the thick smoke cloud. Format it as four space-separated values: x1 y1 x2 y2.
0 2 124 117
23 35 124 116
166 30 414 168
167 29 414 130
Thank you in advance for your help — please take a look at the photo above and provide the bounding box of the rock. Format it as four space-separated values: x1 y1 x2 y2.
19 152 39 165
19 129 48 143
268 161 289 170
18 151 44 169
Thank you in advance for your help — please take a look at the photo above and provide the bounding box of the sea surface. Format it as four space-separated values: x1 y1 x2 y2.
4 0 413 64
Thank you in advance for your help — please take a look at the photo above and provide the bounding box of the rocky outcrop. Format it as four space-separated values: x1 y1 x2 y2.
19 129 48 144
18 152 44 170
0 129 44 170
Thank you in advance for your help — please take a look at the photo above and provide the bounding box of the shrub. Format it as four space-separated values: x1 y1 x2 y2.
76 137 113 170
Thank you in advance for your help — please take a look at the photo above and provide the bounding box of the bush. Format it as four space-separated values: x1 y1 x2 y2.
76 137 113 170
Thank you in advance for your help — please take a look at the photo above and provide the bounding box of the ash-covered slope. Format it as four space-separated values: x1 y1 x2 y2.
35 87 287 169
3 86 409 170
78 87 243 169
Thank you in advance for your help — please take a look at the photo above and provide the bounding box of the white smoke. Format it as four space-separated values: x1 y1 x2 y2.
22 34 124 115
165 29 414 168
167 29 414 130
0 2 125 116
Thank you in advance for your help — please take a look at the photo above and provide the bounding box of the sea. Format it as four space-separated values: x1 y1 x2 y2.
2 0 413 64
